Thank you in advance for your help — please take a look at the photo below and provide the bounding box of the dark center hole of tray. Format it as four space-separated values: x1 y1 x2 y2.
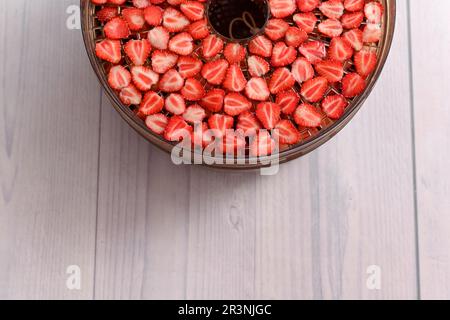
206 0 269 41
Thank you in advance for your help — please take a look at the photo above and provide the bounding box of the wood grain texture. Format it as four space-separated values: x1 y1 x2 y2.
409 0 450 300
0 0 100 299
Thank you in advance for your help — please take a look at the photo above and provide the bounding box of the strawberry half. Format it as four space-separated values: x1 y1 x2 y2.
321 94 348 119
354 48 377 77
247 56 270 77
294 103 322 127
168 32 194 56
145 113 169 135
180 1 205 21
183 105 206 124
293 12 317 33
249 131 276 157
245 77 270 101
108 65 131 90
342 73 366 98
328 37 354 61
343 29 364 51
301 77 329 103
319 0 344 19
265 19 290 41
164 115 193 142
104 17 130 40
269 67 295 95
201 59 229 85
95 39 122 64
122 8 145 31
291 57 314 84
177 56 203 78
344 0 365 12
163 7 190 32
271 42 297 67
159 69 185 93
318 19 343 38
315 59 344 83
208 114 234 138
200 88 225 112
131 66 159 91
274 119 301 145
237 111 262 136
224 93 252 116
256 102 281 129
144 6 163 26
269 0 296 19
223 43 246 64
364 1 384 24
249 35 273 58
147 26 170 50
299 41 326 64
181 78 205 101
188 19 209 40
96 7 118 23
120 84 142 106
223 64 247 93
296 0 320 12
341 12 364 30
140 91 165 115
202 34 224 59
165 93 187 115
151 50 179 74
124 39 151 66
276 90 300 115
285 27 308 47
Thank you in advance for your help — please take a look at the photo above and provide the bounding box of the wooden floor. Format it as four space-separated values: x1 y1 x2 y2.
0 0 449 300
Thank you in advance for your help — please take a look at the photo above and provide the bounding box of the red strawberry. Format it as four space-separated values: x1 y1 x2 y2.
177 56 203 78
151 50 178 74
341 12 364 30
224 93 252 116
223 43 246 64
319 0 344 19
165 93 186 115
144 6 163 26
219 133 246 156
96 7 118 23
140 91 164 115
363 23 382 43
104 17 130 40
269 67 295 95
296 0 320 12
132 0 151 8
131 66 159 91
321 94 348 119
163 8 190 32
201 59 229 85
256 102 281 129
159 69 185 92
147 26 170 50
122 8 145 31
120 84 142 106
200 88 225 112
271 42 297 67
269 0 296 19
188 19 209 39
181 78 205 101
315 59 344 83
249 35 273 58
202 34 224 59
299 41 326 64
342 73 366 97
180 1 205 21
169 32 194 56
274 119 301 144
265 19 290 41
354 48 377 77
237 111 262 136
208 114 234 138
342 28 363 51
249 131 276 157
294 103 322 127
108 65 131 90
182 105 206 124
328 37 354 61
276 90 300 114
245 77 270 101
145 113 168 134
318 19 343 37
223 64 247 92
301 77 329 102
344 0 365 12
293 12 317 33
285 27 308 47
95 39 122 64
164 116 192 141
247 55 270 77
124 39 151 66
291 57 314 84
364 1 384 24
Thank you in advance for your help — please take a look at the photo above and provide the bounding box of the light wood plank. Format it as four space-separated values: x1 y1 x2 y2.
0 0 100 299
410 0 450 300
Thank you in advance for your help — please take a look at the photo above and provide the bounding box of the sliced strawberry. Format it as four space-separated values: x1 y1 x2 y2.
180 1 205 21
181 78 205 101
163 7 190 32
208 114 234 138
301 77 329 102
104 17 130 40
265 19 290 41
341 72 366 97
95 39 122 64
276 90 300 114
315 59 344 83
200 88 225 112
165 93 186 115
145 113 168 135
249 131 276 157
168 32 194 56
294 103 322 127
318 19 343 38
223 64 247 92
201 59 229 85
131 66 159 91
274 119 301 144
140 91 164 115
122 8 145 31
224 43 246 64
224 93 252 116
202 34 224 59
291 57 314 84
245 77 270 101
299 41 326 64
159 69 185 93
147 26 170 50
108 65 131 90
187 19 209 39
296 0 320 12
364 1 384 24
256 102 281 129
293 12 317 33
319 0 344 19
328 37 354 61
341 12 364 30
354 48 377 77
237 111 262 136
96 7 118 23
177 56 203 78
321 94 348 119
269 0 296 19
285 27 308 47
248 35 273 58
119 84 142 106
151 50 178 74
343 28 363 51
164 115 192 141
363 23 382 43
344 0 365 12
271 42 297 67
182 104 206 124
132 0 151 8
144 5 163 26
269 67 295 95
219 133 246 156
247 55 270 77
124 39 151 66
